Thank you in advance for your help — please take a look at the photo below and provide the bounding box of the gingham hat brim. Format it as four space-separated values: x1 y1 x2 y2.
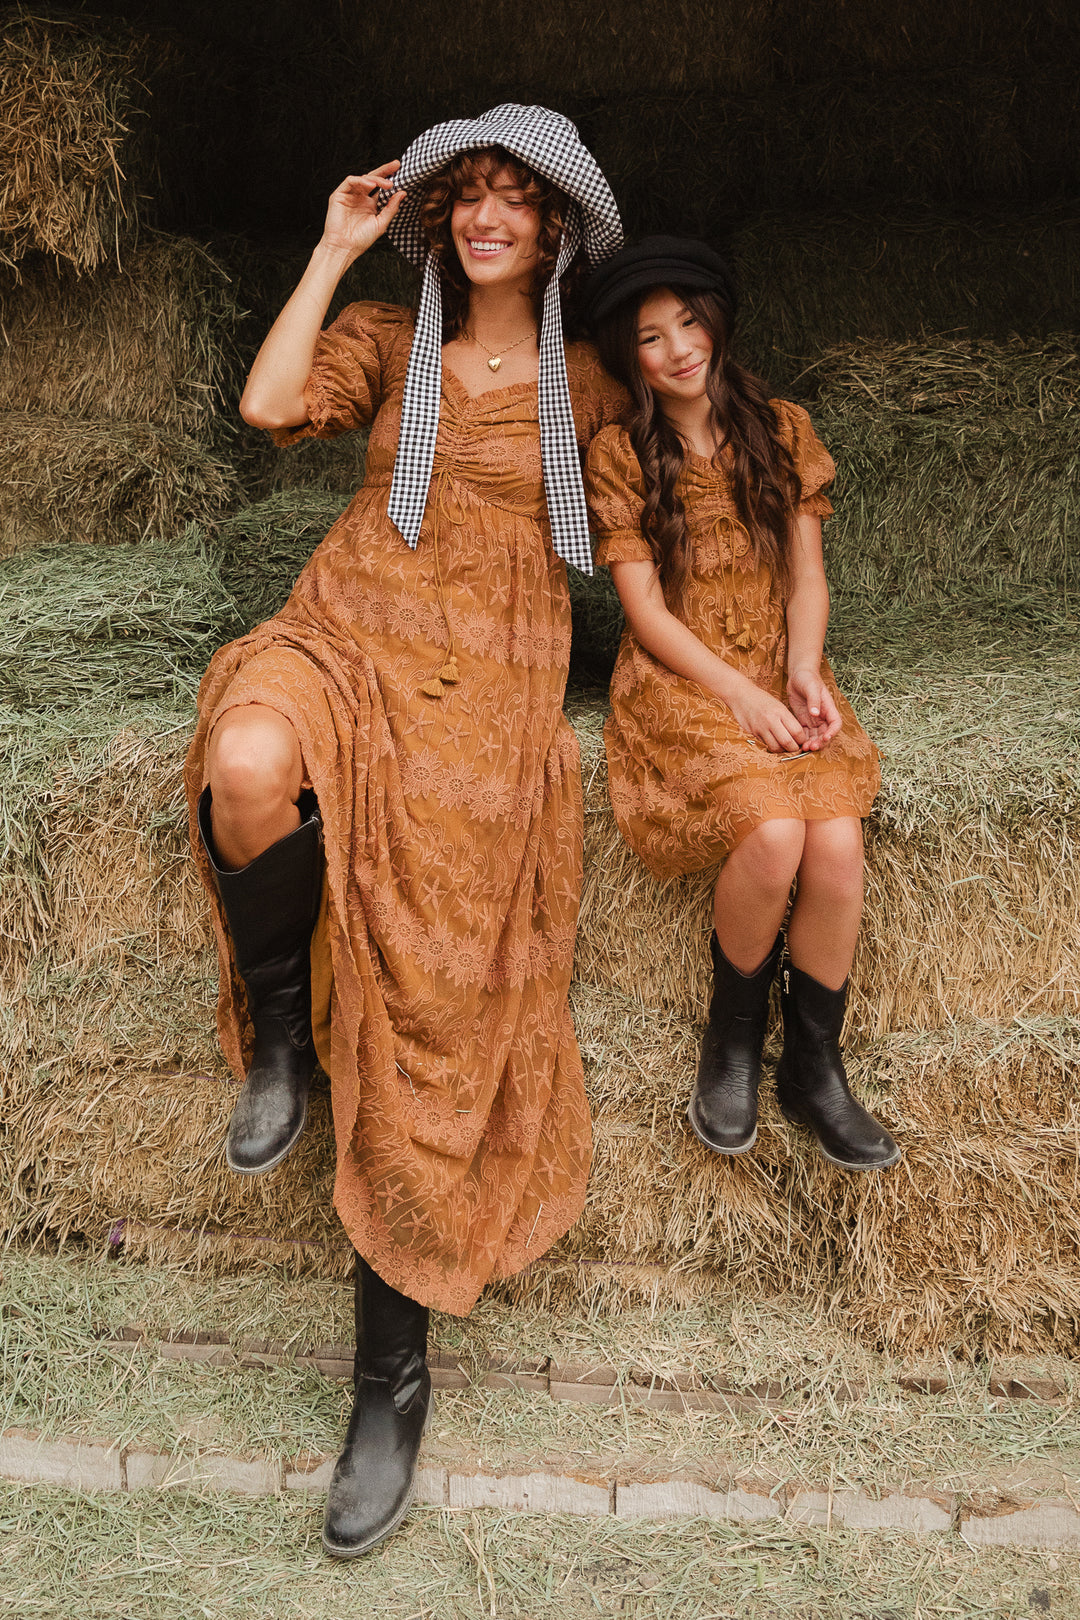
382 102 622 270
383 103 624 576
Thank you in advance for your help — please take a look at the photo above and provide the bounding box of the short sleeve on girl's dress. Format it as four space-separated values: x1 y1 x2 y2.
270 301 413 447
773 399 836 521
585 423 655 566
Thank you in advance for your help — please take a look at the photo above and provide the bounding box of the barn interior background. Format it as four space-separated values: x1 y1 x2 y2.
1 0 1078 1355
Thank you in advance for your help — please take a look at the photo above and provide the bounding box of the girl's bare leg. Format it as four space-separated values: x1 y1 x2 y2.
713 818 805 972
786 817 865 989
206 705 308 870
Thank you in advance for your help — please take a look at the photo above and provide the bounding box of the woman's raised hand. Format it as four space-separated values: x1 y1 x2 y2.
321 162 407 259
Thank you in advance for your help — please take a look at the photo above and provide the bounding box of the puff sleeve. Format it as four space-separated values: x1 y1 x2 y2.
773 399 836 520
584 423 655 566
270 301 412 447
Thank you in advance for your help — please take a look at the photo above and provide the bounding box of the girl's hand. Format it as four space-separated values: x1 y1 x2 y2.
321 162 407 258
725 679 807 754
787 668 842 751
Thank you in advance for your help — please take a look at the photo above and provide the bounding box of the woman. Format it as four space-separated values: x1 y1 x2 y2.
183 104 626 1556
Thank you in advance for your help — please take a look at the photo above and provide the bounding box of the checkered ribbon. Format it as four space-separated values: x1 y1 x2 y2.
382 104 623 576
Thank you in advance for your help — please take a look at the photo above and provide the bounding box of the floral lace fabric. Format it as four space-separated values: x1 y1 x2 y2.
184 302 626 1314
584 404 881 881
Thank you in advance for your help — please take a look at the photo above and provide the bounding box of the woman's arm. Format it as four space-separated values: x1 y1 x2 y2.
784 512 842 749
610 559 808 754
240 163 406 431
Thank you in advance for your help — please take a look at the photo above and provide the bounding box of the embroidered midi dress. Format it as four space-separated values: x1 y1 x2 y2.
184 301 625 1315
584 402 881 881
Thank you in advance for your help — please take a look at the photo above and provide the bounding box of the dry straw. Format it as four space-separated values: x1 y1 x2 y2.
0 11 157 273
0 412 236 555
0 235 245 438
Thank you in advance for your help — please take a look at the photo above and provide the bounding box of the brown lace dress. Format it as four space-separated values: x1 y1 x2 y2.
184 301 626 1314
584 404 881 881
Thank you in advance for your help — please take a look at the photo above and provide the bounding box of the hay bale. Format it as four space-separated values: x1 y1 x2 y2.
571 591 1080 1038
814 339 1080 597
0 412 236 555
0 236 244 437
733 206 1080 389
540 987 1080 1356
202 491 349 629
1 542 1076 1352
0 12 158 273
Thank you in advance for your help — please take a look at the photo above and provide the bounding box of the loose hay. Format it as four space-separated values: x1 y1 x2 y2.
0 11 157 273
0 412 236 555
0 235 245 437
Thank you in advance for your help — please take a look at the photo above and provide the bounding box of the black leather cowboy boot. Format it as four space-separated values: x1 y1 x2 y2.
776 957 901 1171
687 932 782 1154
197 786 322 1175
322 1256 431 1558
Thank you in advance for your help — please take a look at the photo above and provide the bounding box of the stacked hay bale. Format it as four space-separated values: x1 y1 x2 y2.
2 2 1078 1354
0 12 240 553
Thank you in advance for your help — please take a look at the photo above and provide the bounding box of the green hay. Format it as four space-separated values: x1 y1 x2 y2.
0 412 237 555
0 540 241 710
199 490 349 630
3 1486 1076 1620
0 235 245 438
0 10 157 273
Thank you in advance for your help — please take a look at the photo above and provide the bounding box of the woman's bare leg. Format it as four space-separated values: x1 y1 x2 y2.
206 705 307 870
786 817 865 989
713 818 805 972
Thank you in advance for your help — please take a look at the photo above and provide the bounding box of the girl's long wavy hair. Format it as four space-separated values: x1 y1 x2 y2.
593 285 803 608
417 146 586 340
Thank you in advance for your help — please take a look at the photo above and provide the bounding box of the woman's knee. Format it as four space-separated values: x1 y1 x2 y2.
207 706 304 809
733 818 806 892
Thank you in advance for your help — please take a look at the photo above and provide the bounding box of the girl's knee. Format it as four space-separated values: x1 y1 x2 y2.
800 817 864 890
208 707 302 807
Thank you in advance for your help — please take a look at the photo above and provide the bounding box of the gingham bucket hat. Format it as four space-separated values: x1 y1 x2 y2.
380 103 623 575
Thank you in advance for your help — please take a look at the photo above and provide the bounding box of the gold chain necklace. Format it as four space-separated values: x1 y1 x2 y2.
466 327 537 372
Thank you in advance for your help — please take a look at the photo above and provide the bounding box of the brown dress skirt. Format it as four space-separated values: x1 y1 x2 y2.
584 404 881 881
184 301 626 1313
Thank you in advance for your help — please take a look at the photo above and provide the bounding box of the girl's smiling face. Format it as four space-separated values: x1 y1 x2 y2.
636 287 714 402
451 163 542 291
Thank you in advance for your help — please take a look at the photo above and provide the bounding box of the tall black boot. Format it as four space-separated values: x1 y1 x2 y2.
776 957 901 1172
197 786 322 1175
322 1256 431 1559
687 932 782 1155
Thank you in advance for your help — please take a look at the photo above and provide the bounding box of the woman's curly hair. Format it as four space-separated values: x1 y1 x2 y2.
593 285 803 609
417 146 587 339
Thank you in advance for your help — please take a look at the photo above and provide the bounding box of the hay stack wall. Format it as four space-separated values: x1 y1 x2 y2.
1 2 1078 1354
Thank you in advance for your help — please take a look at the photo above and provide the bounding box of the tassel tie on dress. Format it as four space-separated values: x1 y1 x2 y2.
716 515 754 653
420 471 461 699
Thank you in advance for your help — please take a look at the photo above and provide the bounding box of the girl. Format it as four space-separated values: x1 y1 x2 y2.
582 236 898 1175
184 105 626 1557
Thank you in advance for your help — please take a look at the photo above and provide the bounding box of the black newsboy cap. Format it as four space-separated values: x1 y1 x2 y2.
583 235 738 327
